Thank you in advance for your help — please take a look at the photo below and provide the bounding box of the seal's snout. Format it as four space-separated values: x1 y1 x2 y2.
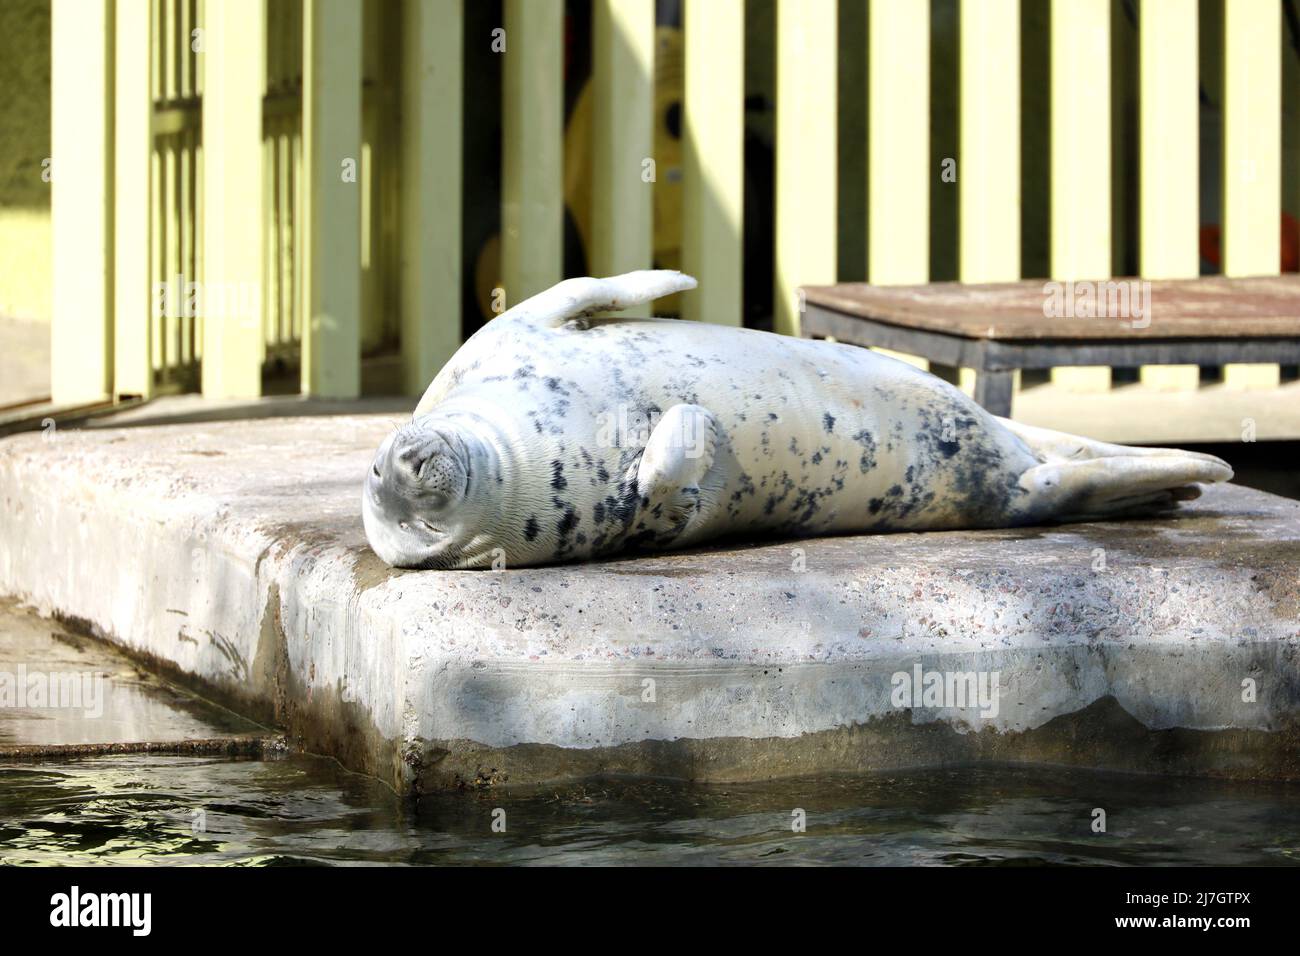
393 441 433 483
388 432 465 504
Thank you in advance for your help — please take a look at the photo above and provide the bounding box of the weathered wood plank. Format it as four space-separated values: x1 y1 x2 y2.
800 276 1300 339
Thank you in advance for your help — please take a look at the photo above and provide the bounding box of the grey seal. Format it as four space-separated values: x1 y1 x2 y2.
362 271 1232 569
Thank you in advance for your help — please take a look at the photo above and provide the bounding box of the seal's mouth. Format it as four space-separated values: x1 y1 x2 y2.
398 516 444 538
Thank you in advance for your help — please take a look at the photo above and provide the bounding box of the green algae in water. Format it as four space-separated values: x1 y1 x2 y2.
1 754 1298 866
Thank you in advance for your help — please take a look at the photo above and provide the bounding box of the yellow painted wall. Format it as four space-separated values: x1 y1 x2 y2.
0 0 52 325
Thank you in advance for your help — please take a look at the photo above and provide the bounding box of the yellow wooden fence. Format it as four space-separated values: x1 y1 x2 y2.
49 0 1295 406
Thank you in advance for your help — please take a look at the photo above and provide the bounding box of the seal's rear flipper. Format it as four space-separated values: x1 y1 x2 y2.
995 417 1230 469
633 404 719 539
506 270 698 330
996 416 1232 520
1016 454 1233 522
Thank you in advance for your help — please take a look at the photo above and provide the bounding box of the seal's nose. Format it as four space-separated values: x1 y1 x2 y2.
390 436 459 500
393 441 431 482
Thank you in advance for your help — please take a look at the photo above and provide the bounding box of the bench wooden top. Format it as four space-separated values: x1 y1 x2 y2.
799 275 1300 341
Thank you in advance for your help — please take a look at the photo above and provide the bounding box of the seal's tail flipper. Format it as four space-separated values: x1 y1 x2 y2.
506 271 698 330
413 271 699 416
1003 418 1233 521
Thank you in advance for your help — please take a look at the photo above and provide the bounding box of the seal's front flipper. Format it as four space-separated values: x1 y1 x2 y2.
506 271 698 330
1016 454 1233 523
633 404 719 539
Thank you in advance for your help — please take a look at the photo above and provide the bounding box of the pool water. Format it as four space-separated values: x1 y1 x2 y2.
2 754 1297 866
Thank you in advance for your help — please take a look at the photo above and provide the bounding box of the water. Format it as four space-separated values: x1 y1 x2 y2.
2 754 1297 866
2 603 1297 866
0 599 265 750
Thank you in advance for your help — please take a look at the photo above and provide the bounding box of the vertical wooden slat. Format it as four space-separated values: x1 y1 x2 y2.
1285 2 1300 286
270 0 285 92
302 0 362 397
1138 0 1199 391
152 0 163 102
960 0 1019 283
157 138 171 375
591 0 655 310
164 139 180 378
181 132 194 366
115 0 154 398
292 125 303 344
401 0 463 395
180 0 192 98
958 0 1018 400
1050 0 1111 393
378 8 403 349
774 0 837 337
193 0 203 97
501 0 563 306
195 147 205 360
263 131 278 357
51 0 114 404
869 0 929 284
1222 0 1282 389
681 0 744 326
151 146 164 373
201 0 265 399
163 0 177 102
279 130 293 347
361 136 378 352
867 0 930 372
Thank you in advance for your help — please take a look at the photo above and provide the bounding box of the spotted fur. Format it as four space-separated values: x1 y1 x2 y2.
362 271 1230 569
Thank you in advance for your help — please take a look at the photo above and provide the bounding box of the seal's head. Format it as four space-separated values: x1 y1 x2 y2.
362 420 483 569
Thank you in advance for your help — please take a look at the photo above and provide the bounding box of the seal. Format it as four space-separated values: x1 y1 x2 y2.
362 271 1232 569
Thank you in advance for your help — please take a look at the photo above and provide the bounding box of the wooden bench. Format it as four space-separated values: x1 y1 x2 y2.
799 276 1300 417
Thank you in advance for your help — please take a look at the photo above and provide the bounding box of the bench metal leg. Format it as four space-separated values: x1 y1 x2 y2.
972 370 1013 417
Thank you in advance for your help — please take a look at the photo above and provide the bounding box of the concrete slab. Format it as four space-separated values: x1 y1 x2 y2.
0 414 1297 792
